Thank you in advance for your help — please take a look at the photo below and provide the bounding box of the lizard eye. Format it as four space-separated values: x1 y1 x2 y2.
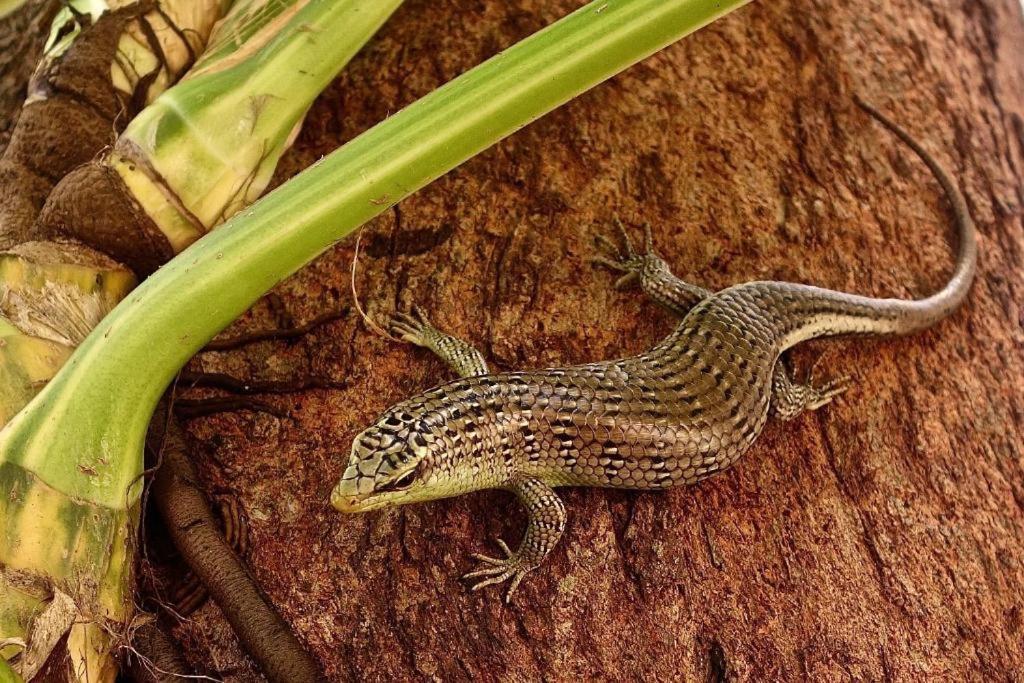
382 468 416 492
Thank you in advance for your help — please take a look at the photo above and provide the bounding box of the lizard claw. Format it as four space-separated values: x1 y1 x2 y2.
388 306 435 347
802 362 851 411
461 538 534 602
805 372 853 410
589 216 667 290
591 216 654 286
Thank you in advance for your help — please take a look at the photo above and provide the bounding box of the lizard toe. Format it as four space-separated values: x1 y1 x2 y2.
807 376 853 410
462 538 534 601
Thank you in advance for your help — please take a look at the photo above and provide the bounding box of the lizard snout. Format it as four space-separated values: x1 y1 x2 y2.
331 487 361 512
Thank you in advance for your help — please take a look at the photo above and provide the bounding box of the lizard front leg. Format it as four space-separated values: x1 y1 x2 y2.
462 476 566 602
770 361 851 421
592 217 710 316
390 306 489 378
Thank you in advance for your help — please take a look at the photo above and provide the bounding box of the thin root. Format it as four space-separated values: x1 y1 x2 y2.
351 231 402 342
204 308 348 351
179 370 346 395
173 396 287 420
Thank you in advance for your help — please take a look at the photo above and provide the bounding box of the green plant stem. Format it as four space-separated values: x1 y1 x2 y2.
0 654 24 683
0 0 27 20
0 0 752 506
118 0 404 244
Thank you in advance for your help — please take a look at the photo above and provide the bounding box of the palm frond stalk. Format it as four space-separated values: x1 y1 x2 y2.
0 0 405 679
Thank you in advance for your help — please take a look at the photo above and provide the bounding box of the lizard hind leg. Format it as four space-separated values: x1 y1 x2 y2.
770 360 852 421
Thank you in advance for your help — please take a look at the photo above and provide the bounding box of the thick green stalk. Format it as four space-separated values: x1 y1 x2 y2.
1 0 753 504
0 655 23 683
189 0 316 72
115 0 404 249
0 3 229 679
1 1 402 677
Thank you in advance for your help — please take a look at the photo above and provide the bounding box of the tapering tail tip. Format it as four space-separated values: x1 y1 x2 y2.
854 95 978 331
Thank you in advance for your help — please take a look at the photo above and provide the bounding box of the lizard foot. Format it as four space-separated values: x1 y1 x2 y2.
389 305 490 377
590 217 657 289
804 373 853 410
461 538 535 603
772 363 854 420
804 357 853 409
389 306 438 347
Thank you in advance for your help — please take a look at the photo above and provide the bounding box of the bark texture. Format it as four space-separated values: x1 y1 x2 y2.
7 0 1024 680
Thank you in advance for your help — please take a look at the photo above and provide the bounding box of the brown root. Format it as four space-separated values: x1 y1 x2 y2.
124 621 193 683
172 396 288 419
167 496 249 617
180 370 347 395
203 307 350 350
146 404 324 683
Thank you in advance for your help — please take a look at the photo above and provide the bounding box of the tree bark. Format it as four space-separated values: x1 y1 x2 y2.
5 0 1024 680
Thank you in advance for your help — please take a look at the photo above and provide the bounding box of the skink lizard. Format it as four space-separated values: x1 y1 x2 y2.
331 100 976 600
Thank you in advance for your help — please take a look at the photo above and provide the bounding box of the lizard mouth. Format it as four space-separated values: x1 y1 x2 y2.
331 486 405 513
331 487 370 512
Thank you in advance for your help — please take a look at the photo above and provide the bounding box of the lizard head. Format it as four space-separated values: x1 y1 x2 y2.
332 395 495 512
332 385 513 513
331 407 433 512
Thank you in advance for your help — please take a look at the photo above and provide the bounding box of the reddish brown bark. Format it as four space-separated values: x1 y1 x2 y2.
5 0 1024 680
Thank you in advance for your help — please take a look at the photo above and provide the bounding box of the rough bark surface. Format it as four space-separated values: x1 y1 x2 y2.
5 0 1024 680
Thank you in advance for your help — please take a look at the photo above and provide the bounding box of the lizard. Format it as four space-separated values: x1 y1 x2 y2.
331 99 977 601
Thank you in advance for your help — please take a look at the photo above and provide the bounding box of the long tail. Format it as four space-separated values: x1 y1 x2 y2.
854 97 977 330
770 98 977 345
